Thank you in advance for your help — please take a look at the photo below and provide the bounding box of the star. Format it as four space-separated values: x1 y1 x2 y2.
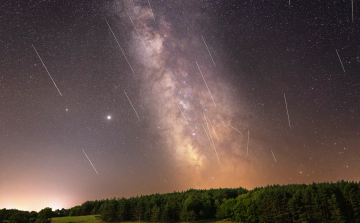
107 115 111 120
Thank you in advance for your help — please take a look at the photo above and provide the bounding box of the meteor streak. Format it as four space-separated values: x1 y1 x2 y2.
124 90 140 121
271 150 277 162
228 124 242 135
32 45 62 96
204 113 215 146
247 130 249 156
82 149 98 174
202 124 212 144
208 119 220 142
335 49 346 73
352 0 354 23
126 9 147 50
201 35 216 66
284 93 291 127
148 0 156 22
105 18 135 75
204 113 220 164
196 62 216 107
175 100 188 125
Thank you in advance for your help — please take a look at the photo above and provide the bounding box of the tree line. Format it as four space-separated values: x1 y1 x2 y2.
0 207 56 223
1 180 360 222
98 187 248 222
98 181 360 222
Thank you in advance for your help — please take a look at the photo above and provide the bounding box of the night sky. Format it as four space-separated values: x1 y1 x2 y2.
1 0 360 212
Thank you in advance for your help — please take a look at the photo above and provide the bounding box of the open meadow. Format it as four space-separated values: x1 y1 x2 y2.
51 215 103 223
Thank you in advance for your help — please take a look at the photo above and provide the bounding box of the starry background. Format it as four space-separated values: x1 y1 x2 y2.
0 0 359 212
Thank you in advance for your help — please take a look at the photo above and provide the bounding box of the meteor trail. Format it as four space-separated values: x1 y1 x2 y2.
335 49 346 73
105 18 135 75
148 0 155 22
208 119 220 142
271 150 277 162
284 93 291 127
201 35 216 66
202 124 212 144
196 62 216 107
32 45 62 96
247 130 249 156
124 90 140 121
126 9 147 50
352 0 354 23
175 100 188 125
228 124 242 135
82 149 98 174
204 113 220 164
204 113 215 146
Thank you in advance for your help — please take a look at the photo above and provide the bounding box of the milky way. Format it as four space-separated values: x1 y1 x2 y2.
115 0 254 187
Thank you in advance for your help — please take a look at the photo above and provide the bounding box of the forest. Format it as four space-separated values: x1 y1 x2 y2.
1 180 360 222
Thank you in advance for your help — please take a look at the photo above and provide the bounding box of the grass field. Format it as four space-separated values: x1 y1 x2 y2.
51 215 232 223
52 215 103 223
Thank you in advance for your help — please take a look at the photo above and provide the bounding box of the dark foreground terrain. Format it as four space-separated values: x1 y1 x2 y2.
1 180 359 222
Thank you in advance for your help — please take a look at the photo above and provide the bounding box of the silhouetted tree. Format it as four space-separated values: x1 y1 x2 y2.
35 207 52 223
